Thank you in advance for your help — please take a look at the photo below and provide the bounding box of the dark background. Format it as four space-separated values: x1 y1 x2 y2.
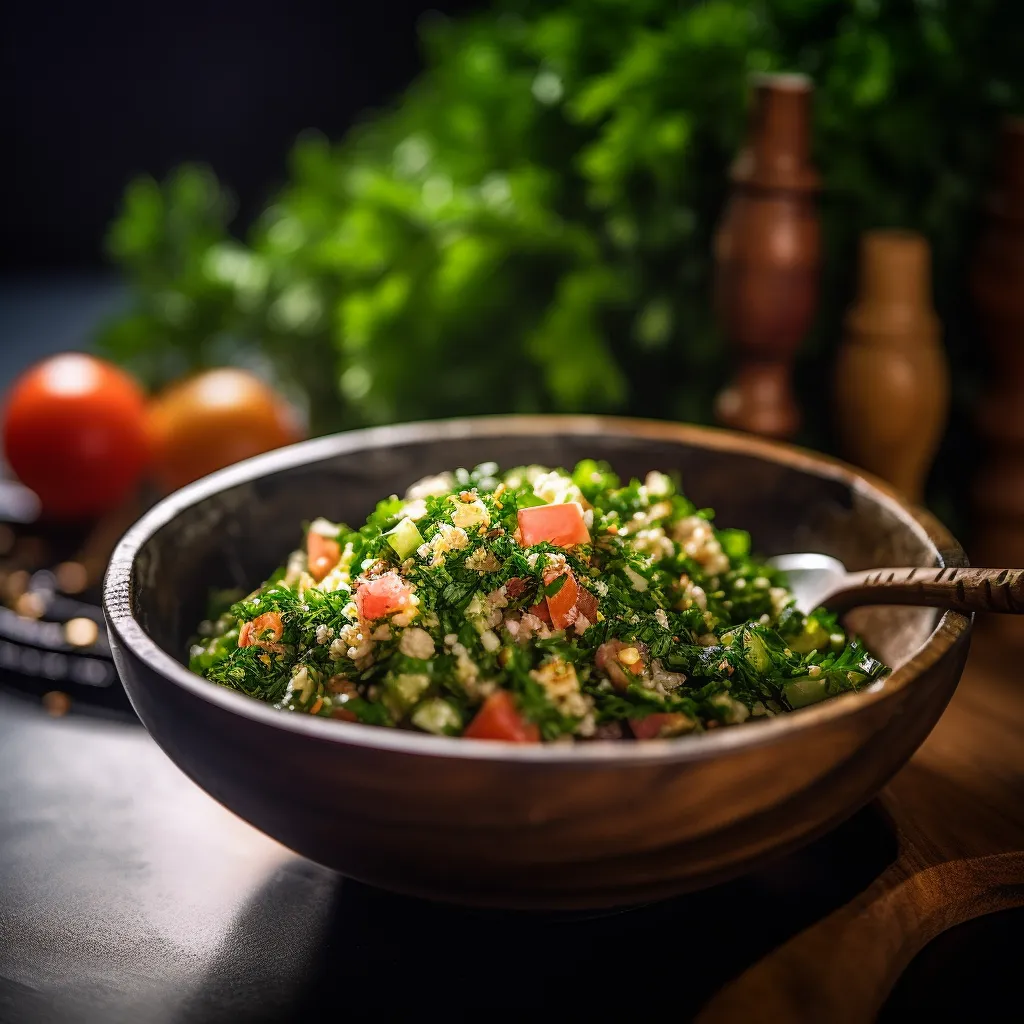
2 5 1023 1019
3 0 480 272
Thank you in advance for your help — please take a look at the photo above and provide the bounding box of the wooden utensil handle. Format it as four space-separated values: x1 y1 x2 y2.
697 852 1024 1024
826 566 1024 615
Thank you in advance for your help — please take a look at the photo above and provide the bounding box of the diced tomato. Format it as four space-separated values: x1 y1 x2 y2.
517 502 591 548
355 571 414 621
575 585 599 626
307 531 341 582
545 571 580 630
463 690 540 743
238 611 285 653
630 713 693 740
504 577 530 601
527 601 552 624
332 707 359 722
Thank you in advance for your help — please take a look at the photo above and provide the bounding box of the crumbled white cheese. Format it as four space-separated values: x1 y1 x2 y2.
530 658 591 718
517 612 552 641
308 517 340 537
531 470 583 506
287 665 316 704
400 498 429 521
480 629 501 653
418 523 470 567
632 526 674 561
672 515 730 576
450 497 491 531
655 608 670 629
399 627 435 660
465 547 500 572
315 625 333 645
644 471 672 497
405 473 454 500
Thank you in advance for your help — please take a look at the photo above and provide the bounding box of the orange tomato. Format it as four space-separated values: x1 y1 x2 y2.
2 353 150 519
544 571 580 630
307 531 341 582
147 368 302 493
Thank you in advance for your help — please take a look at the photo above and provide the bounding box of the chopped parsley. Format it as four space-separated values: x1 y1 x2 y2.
188 462 889 742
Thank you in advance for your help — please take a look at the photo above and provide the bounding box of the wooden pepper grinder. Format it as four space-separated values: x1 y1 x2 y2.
713 73 821 440
972 118 1024 580
834 230 949 504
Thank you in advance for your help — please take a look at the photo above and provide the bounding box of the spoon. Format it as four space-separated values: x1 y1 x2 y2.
765 553 1024 616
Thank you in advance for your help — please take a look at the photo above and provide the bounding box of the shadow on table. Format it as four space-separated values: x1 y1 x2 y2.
178 805 899 1022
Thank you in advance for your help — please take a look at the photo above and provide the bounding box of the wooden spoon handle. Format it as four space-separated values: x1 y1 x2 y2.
696 853 1024 1024
825 566 1024 615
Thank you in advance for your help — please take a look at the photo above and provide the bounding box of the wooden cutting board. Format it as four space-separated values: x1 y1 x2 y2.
698 622 1024 1023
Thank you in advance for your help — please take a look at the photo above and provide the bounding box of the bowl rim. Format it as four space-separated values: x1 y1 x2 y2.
103 414 970 766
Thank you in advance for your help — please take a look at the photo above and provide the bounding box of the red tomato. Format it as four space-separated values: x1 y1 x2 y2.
2 353 150 520
517 502 591 548
148 368 302 493
576 586 599 625
307 531 341 582
630 713 692 740
527 601 552 624
355 572 414 621
504 577 530 601
545 571 580 630
463 690 540 743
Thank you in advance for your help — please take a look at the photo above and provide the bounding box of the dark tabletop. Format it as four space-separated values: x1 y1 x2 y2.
0 279 1017 1023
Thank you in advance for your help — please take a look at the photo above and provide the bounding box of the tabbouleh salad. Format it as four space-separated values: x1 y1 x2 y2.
189 461 888 743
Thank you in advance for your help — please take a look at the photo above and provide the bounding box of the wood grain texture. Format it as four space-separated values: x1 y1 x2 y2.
104 417 971 910
971 117 1024 646
824 566 1024 615
697 629 1024 1024
835 230 949 503
713 74 820 440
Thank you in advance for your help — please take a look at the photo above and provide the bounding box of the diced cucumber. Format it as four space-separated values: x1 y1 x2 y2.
385 517 424 560
788 620 831 654
720 627 741 648
383 672 431 716
784 676 829 708
743 631 772 673
411 698 463 736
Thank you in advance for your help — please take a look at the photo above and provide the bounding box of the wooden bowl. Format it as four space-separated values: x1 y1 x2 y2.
103 416 971 910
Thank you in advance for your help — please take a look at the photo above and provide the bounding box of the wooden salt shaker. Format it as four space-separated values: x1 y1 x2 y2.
834 230 949 504
713 73 821 440
972 118 1024 575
